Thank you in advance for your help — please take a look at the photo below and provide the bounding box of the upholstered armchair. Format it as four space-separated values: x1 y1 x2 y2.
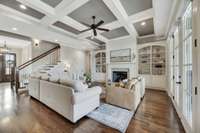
106 79 142 112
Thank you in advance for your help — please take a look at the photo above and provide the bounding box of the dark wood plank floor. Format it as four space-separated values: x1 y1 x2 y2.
0 83 185 133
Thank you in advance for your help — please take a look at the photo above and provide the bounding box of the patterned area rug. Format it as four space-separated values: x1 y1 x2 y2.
87 103 134 133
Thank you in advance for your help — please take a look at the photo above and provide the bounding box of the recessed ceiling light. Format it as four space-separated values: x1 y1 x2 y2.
141 22 146 26
12 27 17 31
20 4 27 10
55 40 58 42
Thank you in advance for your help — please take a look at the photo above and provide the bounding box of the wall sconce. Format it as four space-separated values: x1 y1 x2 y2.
33 39 40 47
64 64 71 72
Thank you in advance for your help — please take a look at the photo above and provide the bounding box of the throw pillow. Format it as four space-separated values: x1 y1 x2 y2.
73 80 88 92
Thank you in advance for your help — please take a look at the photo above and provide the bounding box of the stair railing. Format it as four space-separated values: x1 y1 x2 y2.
12 45 60 93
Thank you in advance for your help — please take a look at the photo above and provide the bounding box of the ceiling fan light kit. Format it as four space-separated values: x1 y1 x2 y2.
81 16 110 37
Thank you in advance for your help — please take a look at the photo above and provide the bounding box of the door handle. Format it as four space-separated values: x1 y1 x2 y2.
176 82 181 84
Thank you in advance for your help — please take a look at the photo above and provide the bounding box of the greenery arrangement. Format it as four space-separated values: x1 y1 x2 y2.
83 73 91 83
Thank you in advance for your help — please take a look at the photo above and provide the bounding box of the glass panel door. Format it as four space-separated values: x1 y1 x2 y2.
169 37 174 95
182 2 192 126
1 53 16 82
174 27 181 106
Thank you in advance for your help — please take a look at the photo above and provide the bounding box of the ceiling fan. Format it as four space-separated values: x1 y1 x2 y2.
80 16 110 36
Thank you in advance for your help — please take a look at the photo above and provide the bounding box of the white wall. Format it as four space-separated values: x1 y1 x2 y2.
60 45 88 75
10 48 22 67
106 37 138 81
31 41 59 72
21 45 32 64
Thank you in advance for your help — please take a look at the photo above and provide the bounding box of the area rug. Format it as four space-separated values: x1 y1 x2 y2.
87 103 134 133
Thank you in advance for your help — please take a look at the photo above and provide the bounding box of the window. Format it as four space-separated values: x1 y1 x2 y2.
182 2 192 126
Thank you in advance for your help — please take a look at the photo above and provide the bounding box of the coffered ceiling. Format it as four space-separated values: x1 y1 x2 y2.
0 0 173 48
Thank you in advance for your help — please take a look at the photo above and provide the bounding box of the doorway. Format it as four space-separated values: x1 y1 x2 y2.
0 53 16 82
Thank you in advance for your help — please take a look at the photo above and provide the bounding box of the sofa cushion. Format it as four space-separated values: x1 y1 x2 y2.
60 80 88 92
30 73 41 79
49 77 59 83
73 86 102 104
40 74 49 81
73 81 88 92
59 79 74 87
125 79 138 90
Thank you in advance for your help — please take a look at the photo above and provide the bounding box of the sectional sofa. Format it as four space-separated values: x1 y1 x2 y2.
28 77 102 123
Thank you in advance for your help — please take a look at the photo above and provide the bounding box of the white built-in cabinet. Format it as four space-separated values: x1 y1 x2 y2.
138 41 166 90
95 52 106 73
91 50 106 82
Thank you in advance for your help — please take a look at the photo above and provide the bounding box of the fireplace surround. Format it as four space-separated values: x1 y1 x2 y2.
112 68 129 82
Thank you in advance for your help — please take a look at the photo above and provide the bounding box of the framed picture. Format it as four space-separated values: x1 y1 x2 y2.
110 48 131 62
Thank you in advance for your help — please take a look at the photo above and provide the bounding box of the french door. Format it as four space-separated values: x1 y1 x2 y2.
169 1 193 131
182 2 193 127
0 53 16 82
173 27 181 106
192 0 200 132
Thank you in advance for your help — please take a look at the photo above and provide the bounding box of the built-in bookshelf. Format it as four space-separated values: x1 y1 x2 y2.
152 46 165 75
138 45 165 75
138 46 151 74
95 52 106 73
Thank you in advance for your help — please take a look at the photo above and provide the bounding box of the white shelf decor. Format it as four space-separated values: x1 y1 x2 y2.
138 45 165 75
95 52 106 73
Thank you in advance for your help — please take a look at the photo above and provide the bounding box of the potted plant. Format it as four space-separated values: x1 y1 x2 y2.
83 73 91 84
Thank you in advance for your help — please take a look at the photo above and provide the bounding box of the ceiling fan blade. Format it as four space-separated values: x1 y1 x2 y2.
95 20 104 27
93 29 97 36
97 28 110 32
80 28 91 33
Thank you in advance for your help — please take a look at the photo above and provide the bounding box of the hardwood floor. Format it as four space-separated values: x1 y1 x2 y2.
0 83 185 133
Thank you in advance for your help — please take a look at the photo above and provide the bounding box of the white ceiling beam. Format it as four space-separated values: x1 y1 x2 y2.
129 8 154 23
109 35 132 42
77 20 121 39
40 0 89 32
78 30 109 43
55 0 90 17
84 39 101 47
101 21 121 30
40 0 90 26
49 25 77 38
17 0 55 16
102 0 138 36
0 13 95 50
0 4 40 23
153 0 173 36
95 35 109 43
61 16 88 30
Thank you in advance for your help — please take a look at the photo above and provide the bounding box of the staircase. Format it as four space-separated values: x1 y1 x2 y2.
12 45 60 93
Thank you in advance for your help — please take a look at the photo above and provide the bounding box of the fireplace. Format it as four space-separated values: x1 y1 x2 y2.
112 68 129 82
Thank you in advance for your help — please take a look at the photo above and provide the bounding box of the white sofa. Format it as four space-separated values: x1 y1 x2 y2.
28 77 102 123
139 77 145 99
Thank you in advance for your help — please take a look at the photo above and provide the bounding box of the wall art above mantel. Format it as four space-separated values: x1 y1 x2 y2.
110 48 131 63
